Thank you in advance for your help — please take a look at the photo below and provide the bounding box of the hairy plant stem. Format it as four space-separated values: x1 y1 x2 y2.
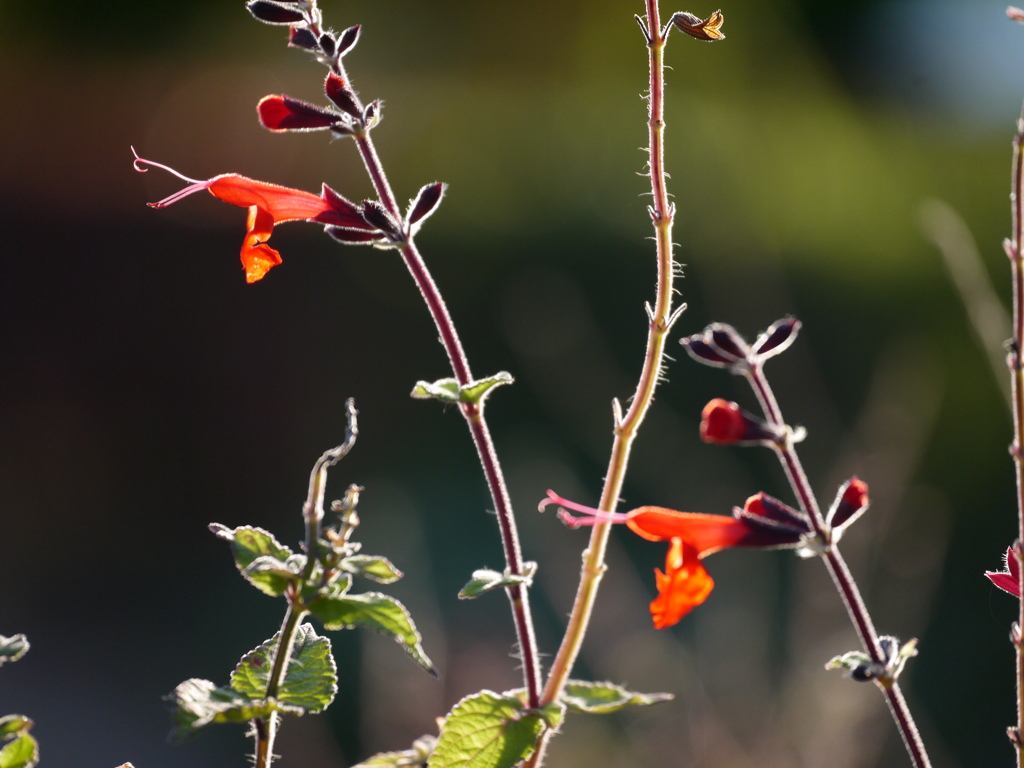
254 402 359 768
327 54 543 705
1008 110 1024 767
525 2 679 764
745 362 931 768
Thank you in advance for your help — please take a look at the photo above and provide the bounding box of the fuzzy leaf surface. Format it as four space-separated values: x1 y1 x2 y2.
458 563 536 600
560 680 673 714
342 554 403 584
169 678 300 742
0 734 37 768
429 691 550 768
211 524 295 596
230 624 337 713
410 378 461 403
308 591 435 674
353 735 436 768
0 637 28 666
0 719 30 740
458 372 513 405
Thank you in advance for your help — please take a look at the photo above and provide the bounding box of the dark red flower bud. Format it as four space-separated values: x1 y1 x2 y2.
709 323 748 359
700 399 781 446
738 492 810 535
246 0 306 25
336 25 362 57
325 74 362 119
681 337 736 367
407 182 447 231
316 185 379 230
289 26 319 50
319 32 336 58
826 477 869 532
359 200 403 241
257 94 340 132
752 317 801 359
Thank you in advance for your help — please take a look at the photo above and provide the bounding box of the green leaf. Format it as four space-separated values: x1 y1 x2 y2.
230 624 338 713
560 680 673 714
352 735 436 768
410 378 461 403
308 591 435 675
169 678 300 742
458 372 513 405
0 734 37 768
341 554 404 584
410 373 514 406
210 525 296 597
458 563 536 600
0 637 28 667
0 718 31 740
429 691 550 768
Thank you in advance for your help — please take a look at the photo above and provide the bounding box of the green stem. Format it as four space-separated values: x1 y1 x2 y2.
254 602 309 768
525 2 680 763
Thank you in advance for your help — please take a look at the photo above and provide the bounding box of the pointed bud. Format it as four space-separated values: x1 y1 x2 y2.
289 26 319 49
752 317 801 359
257 94 341 132
826 477 869 533
407 182 447 231
319 185 380 230
669 9 725 41
337 25 362 57
738 492 810 536
360 200 404 241
325 74 363 118
700 399 781 446
682 323 750 370
246 0 306 25
319 32 336 59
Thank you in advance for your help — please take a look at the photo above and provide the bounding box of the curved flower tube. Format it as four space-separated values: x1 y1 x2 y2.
542 490 806 627
132 150 371 282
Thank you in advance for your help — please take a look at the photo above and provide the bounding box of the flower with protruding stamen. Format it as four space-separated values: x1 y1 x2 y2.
541 490 802 627
132 149 376 282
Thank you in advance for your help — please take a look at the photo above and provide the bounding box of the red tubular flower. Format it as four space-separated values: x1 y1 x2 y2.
699 398 781 446
986 546 1022 597
133 150 374 282
541 491 797 627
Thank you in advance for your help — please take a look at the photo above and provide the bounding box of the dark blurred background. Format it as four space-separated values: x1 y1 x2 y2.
1 0 1021 766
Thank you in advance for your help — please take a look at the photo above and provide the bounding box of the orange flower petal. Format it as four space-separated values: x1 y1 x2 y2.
650 539 715 628
241 206 283 283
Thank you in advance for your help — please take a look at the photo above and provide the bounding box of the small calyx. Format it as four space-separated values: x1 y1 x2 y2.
411 371 514 406
665 9 725 41
682 318 801 371
826 635 918 688
986 541 1023 598
406 182 447 235
825 477 869 543
734 492 812 549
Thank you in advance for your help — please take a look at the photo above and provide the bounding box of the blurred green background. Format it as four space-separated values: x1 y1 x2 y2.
1 0 1021 766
